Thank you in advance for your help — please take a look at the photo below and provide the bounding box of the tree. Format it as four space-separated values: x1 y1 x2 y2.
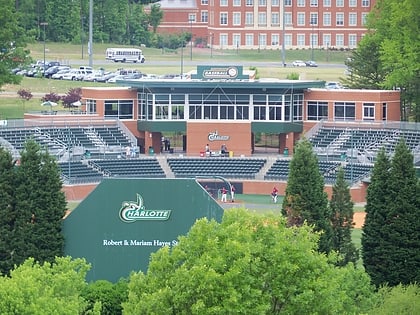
2 139 67 273
0 148 17 275
341 33 387 89
0 257 95 314
368 284 420 315
123 209 375 314
61 87 82 108
362 141 420 287
148 3 163 33
82 279 128 315
0 0 31 89
281 138 333 253
329 167 358 266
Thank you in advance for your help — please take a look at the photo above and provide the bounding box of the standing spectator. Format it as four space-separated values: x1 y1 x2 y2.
221 144 227 156
126 146 131 159
221 187 227 202
161 136 165 152
230 185 236 202
205 144 210 156
271 186 279 203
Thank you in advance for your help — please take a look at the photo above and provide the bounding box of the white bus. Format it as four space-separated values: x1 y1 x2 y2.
105 48 145 63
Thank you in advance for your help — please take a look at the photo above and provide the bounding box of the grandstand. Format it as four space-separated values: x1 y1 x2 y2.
1 120 419 188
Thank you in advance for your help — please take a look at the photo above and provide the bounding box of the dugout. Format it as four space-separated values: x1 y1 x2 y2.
63 178 224 282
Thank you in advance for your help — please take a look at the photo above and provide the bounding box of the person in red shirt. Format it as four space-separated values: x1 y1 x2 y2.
221 187 227 202
271 186 279 203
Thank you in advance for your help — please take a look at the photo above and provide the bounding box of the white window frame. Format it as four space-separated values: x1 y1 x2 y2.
220 12 228 25
323 12 331 26
336 12 344 26
233 12 241 25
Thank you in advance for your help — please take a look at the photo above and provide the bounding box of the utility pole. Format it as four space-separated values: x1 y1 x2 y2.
40 22 48 76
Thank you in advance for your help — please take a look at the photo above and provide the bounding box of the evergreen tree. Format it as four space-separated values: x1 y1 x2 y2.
0 148 17 275
362 148 392 286
330 167 358 266
384 139 420 285
9 139 66 271
282 138 333 253
362 141 420 286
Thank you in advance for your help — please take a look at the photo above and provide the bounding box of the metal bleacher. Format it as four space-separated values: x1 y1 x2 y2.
167 157 267 179
89 158 166 178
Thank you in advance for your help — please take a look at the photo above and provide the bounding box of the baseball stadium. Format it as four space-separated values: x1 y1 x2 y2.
3 64 419 280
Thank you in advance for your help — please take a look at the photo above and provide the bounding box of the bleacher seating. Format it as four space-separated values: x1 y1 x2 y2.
264 159 290 180
58 161 103 184
89 158 165 178
167 157 266 179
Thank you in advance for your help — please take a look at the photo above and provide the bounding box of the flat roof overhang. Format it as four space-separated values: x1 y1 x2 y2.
138 120 186 132
118 79 325 93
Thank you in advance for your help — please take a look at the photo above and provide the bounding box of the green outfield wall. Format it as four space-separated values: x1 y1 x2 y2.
63 178 224 282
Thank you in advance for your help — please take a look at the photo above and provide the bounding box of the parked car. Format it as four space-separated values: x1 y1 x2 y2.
45 66 70 78
51 69 71 80
95 72 118 83
292 60 306 67
62 69 92 81
325 81 344 89
305 60 318 67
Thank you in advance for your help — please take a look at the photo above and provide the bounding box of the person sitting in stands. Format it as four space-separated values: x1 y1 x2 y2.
221 144 227 156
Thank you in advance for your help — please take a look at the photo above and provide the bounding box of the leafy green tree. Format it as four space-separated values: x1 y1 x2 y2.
0 0 31 89
281 138 333 253
4 139 67 273
0 148 17 275
82 279 128 315
368 284 420 315
123 209 375 314
329 167 358 266
0 256 95 314
148 3 163 33
362 141 420 287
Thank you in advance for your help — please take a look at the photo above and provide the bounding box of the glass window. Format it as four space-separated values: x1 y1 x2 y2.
245 34 254 45
349 0 357 7
348 34 357 47
284 0 292 6
258 0 266 6
245 12 254 25
233 12 241 25
271 12 280 26
307 101 328 120
382 103 387 120
285 12 292 25
220 34 228 47
363 103 375 121
323 0 331 6
336 0 344 7
201 11 208 23
201 0 208 4
272 0 279 6
336 13 344 26
323 34 331 47
220 13 228 25
349 13 357 26
310 0 318 6
297 34 305 46
220 0 228 5
258 34 267 47
334 102 355 121
233 0 241 5
258 12 267 26
297 0 305 7
310 13 318 25
104 100 133 120
285 34 292 46
233 34 241 46
293 94 303 121
246 0 253 5
271 34 279 45
297 12 305 25
362 0 370 7
86 99 96 114
323 12 331 26
336 34 344 46
361 13 368 26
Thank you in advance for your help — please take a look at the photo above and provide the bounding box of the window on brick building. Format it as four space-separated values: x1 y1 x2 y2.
245 12 254 25
336 13 344 26
349 13 357 26
220 13 228 25
233 12 241 25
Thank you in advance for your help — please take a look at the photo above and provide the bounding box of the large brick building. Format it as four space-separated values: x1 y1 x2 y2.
155 0 375 50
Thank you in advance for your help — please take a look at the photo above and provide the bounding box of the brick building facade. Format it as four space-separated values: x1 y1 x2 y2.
154 0 375 50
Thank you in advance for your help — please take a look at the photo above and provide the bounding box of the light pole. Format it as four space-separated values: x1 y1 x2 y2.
189 17 193 61
210 33 213 58
180 35 184 76
40 22 48 76
310 20 314 61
